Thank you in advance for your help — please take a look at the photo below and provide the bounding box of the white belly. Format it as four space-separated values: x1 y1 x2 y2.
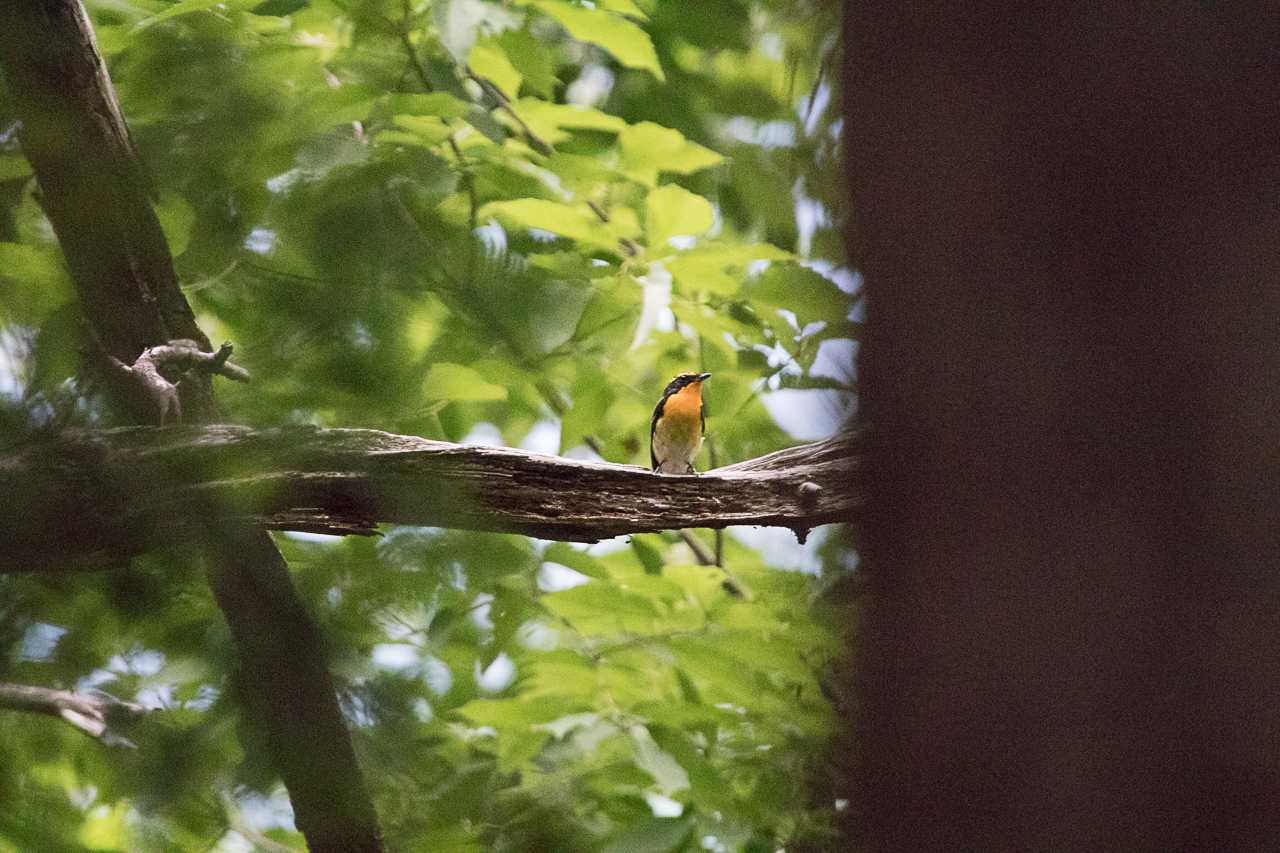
653 424 702 474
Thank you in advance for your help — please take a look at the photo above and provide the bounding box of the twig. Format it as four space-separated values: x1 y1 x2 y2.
447 135 478 233
584 200 639 256
465 70 553 156
0 682 147 746
678 530 716 566
396 0 432 91
585 627 708 661
94 338 250 424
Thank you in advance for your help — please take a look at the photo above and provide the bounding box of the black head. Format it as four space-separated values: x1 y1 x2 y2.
662 372 712 396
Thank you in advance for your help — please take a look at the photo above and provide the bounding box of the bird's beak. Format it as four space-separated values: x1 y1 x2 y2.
697 373 712 382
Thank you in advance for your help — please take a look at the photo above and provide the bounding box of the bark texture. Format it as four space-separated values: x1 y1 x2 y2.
846 4 1280 850
0 0 214 421
1 424 858 572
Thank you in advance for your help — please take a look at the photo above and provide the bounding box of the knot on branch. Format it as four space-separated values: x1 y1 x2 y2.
100 338 250 425
798 481 823 506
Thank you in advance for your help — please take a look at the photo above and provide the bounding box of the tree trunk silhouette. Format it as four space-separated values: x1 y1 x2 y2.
846 4 1280 850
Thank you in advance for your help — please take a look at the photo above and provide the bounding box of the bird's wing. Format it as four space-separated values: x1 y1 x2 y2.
649 393 667 470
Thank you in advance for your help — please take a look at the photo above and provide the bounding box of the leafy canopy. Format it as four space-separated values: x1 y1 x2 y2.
0 0 852 850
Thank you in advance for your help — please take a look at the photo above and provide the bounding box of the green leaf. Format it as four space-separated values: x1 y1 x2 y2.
478 199 614 250
627 723 689 795
507 99 627 147
423 362 509 401
29 303 82 394
470 40 523 100
134 0 257 28
601 817 695 853
541 581 659 636
560 366 614 452
0 154 32 181
383 92 474 120
645 184 713 250
665 242 790 295
619 122 723 186
455 694 586 729
745 263 852 327
542 542 610 579
629 534 665 575
78 801 129 849
599 0 648 18
0 242 74 322
155 191 196 257
497 29 559 98
522 0 664 80
647 725 728 809
390 115 457 146
524 651 601 703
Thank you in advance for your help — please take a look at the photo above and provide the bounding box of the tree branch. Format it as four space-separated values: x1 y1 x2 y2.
1 425 860 573
0 682 147 746
90 336 251 425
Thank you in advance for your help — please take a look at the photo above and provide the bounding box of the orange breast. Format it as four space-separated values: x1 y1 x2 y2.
663 382 703 420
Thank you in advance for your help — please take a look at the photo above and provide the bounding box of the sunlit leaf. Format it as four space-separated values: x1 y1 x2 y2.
745 262 852 327
599 0 648 19
423 362 510 401
619 122 723 186
0 242 74 322
383 92 474 119
645 184 713 250
390 115 456 146
541 581 659 635
470 40 523 100
478 199 615 250
496 28 559 97
665 242 790 295
521 0 664 80
627 724 689 795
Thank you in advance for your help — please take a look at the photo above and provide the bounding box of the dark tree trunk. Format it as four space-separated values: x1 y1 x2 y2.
0 0 214 421
845 5 1280 850
0 4 384 850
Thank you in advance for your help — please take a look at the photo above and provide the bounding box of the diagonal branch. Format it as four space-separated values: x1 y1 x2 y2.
0 425 861 573
0 682 147 746
0 4 385 850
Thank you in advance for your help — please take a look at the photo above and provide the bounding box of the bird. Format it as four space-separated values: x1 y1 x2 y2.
650 372 711 474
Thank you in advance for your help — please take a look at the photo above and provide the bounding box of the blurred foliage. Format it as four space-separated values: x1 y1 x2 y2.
0 0 854 849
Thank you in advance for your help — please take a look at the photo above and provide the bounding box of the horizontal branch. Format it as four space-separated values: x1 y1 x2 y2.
0 682 147 746
2 424 860 573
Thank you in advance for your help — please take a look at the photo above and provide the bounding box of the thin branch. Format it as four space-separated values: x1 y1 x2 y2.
678 530 717 566
447 135 478 234
396 0 433 92
466 70 554 156
89 336 250 425
0 682 147 746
